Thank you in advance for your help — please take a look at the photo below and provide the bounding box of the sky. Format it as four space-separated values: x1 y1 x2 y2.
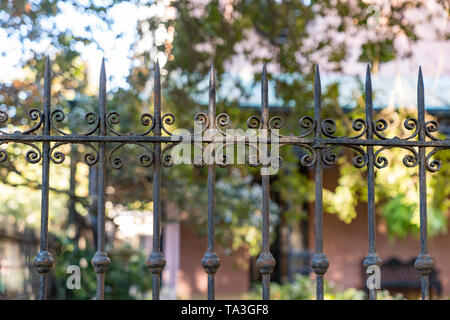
0 1 173 89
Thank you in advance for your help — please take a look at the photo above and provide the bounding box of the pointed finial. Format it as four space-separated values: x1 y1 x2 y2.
261 63 269 128
314 65 321 137
418 66 425 122
98 58 107 134
365 64 373 138
209 64 216 117
155 58 160 74
314 65 321 107
209 64 216 86
45 56 51 78
43 56 52 134
365 64 373 113
154 58 161 116
100 58 106 87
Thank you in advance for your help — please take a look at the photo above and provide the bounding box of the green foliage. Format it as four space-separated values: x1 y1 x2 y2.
249 274 403 300
54 236 152 300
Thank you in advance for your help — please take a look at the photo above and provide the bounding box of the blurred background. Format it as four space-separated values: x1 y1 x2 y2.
0 0 449 300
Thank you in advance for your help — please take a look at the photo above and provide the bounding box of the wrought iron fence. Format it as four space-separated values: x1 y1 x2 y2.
0 57 449 300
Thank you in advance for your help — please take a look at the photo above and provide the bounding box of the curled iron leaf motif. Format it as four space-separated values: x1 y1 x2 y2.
247 115 261 130
108 143 154 169
194 112 210 133
161 113 175 136
374 146 419 169
403 118 418 140
298 116 314 138
425 120 440 141
216 113 231 136
426 147 445 172
373 119 388 140
321 119 337 138
161 142 180 167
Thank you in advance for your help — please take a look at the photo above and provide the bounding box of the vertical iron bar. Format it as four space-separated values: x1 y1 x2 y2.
91 59 110 300
362 65 382 300
310 65 329 300
256 64 276 300
201 65 220 300
147 60 166 300
34 57 54 300
414 66 434 300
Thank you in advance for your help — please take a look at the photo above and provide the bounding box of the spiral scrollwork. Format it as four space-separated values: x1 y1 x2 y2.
373 119 388 140
0 109 43 135
161 113 175 136
319 118 366 139
194 112 210 134
350 118 367 139
374 146 418 169
108 143 154 169
105 111 154 136
24 142 42 164
322 147 337 166
49 142 99 166
295 144 316 167
425 120 440 141
49 109 99 136
216 113 231 136
161 142 181 167
322 145 367 168
139 113 155 136
321 119 337 138
403 118 418 140
426 147 444 172
247 116 261 130
269 116 284 130
295 116 314 138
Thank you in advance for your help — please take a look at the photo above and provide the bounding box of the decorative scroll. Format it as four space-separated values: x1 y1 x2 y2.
374 146 419 169
108 143 154 169
426 147 445 172
50 109 100 136
106 111 154 136
0 108 43 135
50 142 99 166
